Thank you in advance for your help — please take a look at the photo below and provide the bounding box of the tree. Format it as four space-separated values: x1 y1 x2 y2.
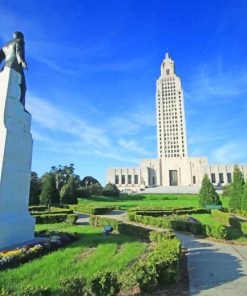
51 163 76 192
29 171 42 205
81 176 100 187
60 176 78 204
40 173 60 207
241 183 247 211
102 183 120 197
89 183 103 196
199 174 221 207
228 165 245 210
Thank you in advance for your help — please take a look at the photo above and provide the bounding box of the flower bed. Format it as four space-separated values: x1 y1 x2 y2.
0 231 79 271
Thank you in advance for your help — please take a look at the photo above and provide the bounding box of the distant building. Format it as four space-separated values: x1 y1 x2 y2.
107 53 247 193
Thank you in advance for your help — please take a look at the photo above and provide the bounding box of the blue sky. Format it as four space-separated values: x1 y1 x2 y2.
0 0 247 184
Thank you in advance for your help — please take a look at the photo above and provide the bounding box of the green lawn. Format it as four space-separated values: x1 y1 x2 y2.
78 194 229 209
0 224 146 294
191 214 220 226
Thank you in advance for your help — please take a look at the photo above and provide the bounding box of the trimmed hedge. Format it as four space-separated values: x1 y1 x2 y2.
118 223 151 239
69 205 114 215
28 205 48 212
34 214 78 224
205 224 227 239
128 206 193 212
121 239 181 293
132 208 209 217
89 215 121 230
149 231 175 242
229 218 247 235
30 209 73 216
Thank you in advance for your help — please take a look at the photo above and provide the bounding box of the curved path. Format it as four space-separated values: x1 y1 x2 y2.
83 210 247 296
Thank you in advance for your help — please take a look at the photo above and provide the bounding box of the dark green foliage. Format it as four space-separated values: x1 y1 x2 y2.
118 223 151 239
88 183 103 196
30 208 73 215
34 213 78 224
29 172 42 206
102 183 120 197
149 231 175 242
241 183 247 211
121 239 181 293
229 218 247 235
59 276 86 296
205 224 227 239
89 215 121 230
29 205 48 212
60 176 78 204
229 165 245 210
70 205 113 215
81 176 100 187
40 173 59 207
90 271 121 296
222 184 232 196
199 175 221 207
134 208 208 217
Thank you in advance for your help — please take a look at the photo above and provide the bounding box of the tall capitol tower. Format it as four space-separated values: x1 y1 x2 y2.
156 53 188 159
107 52 247 192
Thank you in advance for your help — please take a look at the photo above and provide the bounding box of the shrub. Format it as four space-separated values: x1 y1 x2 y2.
228 165 245 210
206 224 227 239
30 208 73 215
60 176 78 205
33 214 78 224
149 231 175 242
102 183 120 197
89 215 121 230
199 174 221 207
90 271 121 296
59 276 86 296
70 205 113 215
133 208 208 217
118 223 151 239
229 218 247 235
40 173 60 206
29 205 48 212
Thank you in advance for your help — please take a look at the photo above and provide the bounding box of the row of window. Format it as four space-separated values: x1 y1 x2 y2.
211 173 232 184
115 175 139 185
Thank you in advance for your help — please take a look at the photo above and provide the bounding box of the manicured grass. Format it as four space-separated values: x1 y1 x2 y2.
191 214 221 226
0 224 146 294
78 194 229 209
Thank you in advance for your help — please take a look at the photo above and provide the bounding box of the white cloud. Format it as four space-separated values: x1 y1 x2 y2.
118 138 149 155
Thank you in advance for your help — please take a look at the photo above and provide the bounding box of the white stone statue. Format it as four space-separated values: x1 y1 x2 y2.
0 33 35 250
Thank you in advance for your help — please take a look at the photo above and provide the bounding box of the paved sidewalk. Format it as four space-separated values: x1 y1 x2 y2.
175 232 247 296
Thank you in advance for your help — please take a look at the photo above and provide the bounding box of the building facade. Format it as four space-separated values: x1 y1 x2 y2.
107 53 247 192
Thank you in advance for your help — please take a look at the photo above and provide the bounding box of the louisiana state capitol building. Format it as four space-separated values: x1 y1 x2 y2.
107 53 247 193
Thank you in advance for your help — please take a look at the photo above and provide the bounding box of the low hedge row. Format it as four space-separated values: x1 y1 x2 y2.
121 239 181 293
89 215 121 230
30 209 73 216
130 214 228 239
69 205 114 215
118 223 151 239
149 230 175 242
128 206 193 212
33 214 78 224
28 205 48 212
132 208 209 217
229 218 247 235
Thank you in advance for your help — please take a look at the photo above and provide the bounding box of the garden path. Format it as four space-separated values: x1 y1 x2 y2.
95 210 247 296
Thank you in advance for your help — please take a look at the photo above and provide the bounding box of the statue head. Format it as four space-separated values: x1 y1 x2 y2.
13 32 24 39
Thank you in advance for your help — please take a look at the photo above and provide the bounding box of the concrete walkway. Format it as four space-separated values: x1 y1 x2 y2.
175 232 247 296
87 210 247 296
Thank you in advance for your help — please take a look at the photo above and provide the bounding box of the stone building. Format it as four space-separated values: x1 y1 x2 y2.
107 53 247 193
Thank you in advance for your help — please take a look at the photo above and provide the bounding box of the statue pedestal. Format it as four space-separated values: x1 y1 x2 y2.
0 67 35 250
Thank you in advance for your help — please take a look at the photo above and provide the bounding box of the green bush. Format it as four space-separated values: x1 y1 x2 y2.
206 224 227 239
134 208 208 217
118 223 151 239
89 215 121 230
59 276 86 296
149 231 175 242
30 208 73 215
69 205 113 215
29 205 48 212
34 213 78 224
90 271 121 296
229 218 247 235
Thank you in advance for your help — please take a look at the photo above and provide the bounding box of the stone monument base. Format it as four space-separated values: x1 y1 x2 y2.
0 214 35 250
